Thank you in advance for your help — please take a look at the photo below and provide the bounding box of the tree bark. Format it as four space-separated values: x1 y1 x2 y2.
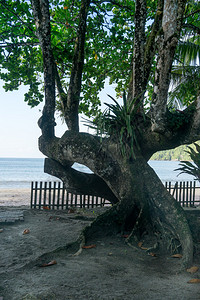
39 131 193 267
31 0 56 137
31 0 197 269
64 0 91 131
44 158 118 203
150 0 187 133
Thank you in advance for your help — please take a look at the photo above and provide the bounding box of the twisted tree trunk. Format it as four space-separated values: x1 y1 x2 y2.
39 133 193 268
31 0 196 269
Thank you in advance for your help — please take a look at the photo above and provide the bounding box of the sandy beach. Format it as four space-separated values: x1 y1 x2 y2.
0 189 200 299
0 188 31 207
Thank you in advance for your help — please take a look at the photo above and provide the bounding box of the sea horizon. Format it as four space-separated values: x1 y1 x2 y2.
0 157 197 189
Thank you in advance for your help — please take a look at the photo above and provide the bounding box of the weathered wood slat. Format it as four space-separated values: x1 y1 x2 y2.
166 181 200 207
31 182 33 208
31 180 200 210
39 181 42 209
61 185 65 209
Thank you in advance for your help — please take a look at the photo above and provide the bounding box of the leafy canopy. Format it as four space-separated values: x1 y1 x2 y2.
0 0 199 116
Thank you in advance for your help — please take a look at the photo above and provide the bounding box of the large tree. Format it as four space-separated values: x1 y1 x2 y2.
0 0 200 267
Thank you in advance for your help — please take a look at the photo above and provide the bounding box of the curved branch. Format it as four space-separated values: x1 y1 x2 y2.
44 158 118 204
39 131 125 200
140 97 200 160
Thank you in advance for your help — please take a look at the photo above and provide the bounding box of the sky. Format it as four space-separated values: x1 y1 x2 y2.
0 80 116 158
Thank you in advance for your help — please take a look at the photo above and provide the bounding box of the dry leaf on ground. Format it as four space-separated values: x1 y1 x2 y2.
138 242 148 250
41 260 57 267
141 246 148 250
187 266 199 274
82 244 96 249
43 206 50 210
171 254 182 258
187 278 200 284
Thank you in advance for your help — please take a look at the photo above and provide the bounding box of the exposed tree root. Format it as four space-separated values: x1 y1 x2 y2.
19 197 193 274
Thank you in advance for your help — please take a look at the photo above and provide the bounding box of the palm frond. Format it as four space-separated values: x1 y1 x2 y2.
177 40 200 64
175 143 200 181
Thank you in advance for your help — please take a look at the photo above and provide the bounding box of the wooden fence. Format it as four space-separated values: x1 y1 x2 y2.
165 181 200 207
30 181 112 209
31 180 200 210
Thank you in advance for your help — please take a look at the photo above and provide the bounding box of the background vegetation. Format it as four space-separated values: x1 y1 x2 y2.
151 141 200 161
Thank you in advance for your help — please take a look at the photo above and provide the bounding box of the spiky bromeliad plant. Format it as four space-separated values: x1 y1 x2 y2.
85 92 143 159
175 143 200 181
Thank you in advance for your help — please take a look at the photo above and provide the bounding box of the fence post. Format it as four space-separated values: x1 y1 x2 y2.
34 181 38 208
38 181 43 209
186 181 189 207
61 183 65 209
193 181 196 206
31 182 34 208
56 182 60 209
172 182 178 199
178 182 182 205
65 191 69 209
48 182 52 209
52 182 57 209
31 180 113 209
189 181 192 206
74 193 77 207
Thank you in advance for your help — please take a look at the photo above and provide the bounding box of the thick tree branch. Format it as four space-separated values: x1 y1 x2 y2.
44 158 118 203
38 131 127 200
128 0 146 108
64 0 91 131
140 96 200 160
143 0 163 87
150 0 187 133
31 0 56 138
128 0 163 107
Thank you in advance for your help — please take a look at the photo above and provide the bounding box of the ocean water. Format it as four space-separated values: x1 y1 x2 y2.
0 157 196 189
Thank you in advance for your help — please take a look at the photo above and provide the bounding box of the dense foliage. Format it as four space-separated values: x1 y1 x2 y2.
0 0 199 118
151 143 200 161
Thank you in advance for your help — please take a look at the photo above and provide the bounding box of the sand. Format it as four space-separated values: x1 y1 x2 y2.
0 189 31 207
0 189 200 300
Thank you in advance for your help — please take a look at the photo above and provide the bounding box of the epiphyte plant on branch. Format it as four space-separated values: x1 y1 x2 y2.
0 0 200 268
85 91 144 159
175 143 200 182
